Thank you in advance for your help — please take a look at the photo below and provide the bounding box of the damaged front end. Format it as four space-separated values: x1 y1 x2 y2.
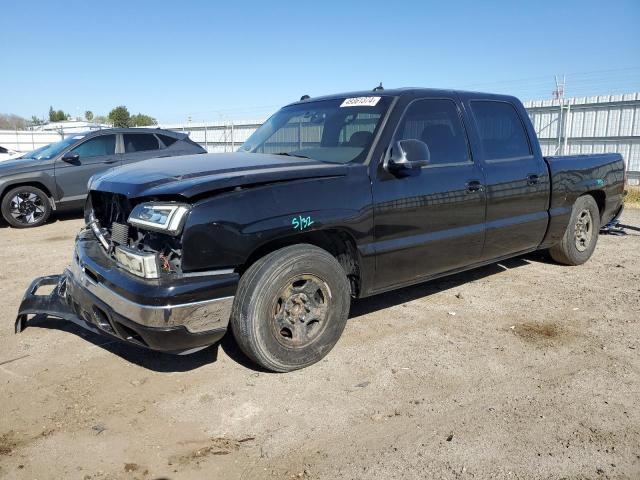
15 191 238 354
87 191 186 278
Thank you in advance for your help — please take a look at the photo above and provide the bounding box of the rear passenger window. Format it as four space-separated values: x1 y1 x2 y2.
157 134 178 148
396 99 469 165
471 101 531 160
71 135 116 157
123 134 160 153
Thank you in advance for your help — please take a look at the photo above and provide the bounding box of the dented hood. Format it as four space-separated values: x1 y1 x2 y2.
90 152 349 199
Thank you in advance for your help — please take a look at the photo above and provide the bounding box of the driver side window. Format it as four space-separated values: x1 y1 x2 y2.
397 99 470 165
70 135 116 158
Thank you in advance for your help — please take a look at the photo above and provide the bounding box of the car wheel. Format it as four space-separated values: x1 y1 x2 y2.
230 244 351 372
1 186 52 228
549 195 600 266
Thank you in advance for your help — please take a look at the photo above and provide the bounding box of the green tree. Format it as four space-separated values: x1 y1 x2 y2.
93 115 108 125
85 110 94 121
48 106 68 122
130 113 157 127
108 106 131 128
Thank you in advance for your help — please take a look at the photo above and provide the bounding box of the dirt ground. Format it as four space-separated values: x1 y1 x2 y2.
0 209 639 480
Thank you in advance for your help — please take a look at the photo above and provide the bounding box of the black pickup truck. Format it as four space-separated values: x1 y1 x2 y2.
16 88 625 372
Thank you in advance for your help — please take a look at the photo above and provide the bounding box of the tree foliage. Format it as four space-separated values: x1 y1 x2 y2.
130 113 157 127
85 110 94 121
106 106 157 127
0 113 27 130
48 106 69 122
108 106 131 128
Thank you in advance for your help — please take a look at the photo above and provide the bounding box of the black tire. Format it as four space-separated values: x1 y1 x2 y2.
230 244 351 372
1 186 52 228
549 195 600 266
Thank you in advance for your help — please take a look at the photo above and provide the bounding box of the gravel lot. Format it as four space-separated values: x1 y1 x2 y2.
1 209 639 480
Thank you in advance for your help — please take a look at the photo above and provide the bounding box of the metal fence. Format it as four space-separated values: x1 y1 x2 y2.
523 93 640 179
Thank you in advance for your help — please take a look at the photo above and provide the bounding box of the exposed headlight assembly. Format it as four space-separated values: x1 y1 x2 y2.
127 202 190 236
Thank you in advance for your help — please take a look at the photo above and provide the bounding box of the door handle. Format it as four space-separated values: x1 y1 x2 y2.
527 174 539 185
466 180 483 193
104 160 119 164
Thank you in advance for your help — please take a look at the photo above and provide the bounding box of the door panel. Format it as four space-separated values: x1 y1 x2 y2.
55 134 118 205
466 100 550 260
371 98 486 291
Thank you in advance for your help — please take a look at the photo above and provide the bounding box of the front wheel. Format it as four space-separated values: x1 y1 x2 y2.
549 195 600 266
230 244 351 372
1 186 52 228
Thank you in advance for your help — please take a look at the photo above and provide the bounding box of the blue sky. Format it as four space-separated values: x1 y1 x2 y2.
1 0 639 123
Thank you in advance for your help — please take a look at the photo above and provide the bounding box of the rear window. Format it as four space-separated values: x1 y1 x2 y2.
157 134 178 148
123 134 160 153
471 101 531 160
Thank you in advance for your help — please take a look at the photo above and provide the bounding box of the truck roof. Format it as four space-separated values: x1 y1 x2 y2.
286 87 520 107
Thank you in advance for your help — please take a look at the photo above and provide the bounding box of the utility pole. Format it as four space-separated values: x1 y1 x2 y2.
553 75 568 155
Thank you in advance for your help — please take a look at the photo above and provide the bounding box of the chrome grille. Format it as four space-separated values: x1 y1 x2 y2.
111 222 129 246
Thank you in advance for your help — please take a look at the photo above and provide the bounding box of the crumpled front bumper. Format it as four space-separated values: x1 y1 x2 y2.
15 237 238 354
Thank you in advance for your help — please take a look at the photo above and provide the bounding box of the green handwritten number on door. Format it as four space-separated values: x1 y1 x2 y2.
291 215 315 231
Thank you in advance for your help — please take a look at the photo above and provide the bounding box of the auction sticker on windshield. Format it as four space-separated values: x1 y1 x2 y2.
340 97 381 107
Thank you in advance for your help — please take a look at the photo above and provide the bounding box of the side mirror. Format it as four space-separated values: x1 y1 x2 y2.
386 139 430 172
62 152 80 163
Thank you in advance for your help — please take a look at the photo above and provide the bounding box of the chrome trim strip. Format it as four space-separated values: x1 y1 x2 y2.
67 259 233 333
181 268 236 277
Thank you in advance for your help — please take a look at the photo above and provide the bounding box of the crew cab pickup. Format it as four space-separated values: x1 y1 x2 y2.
16 88 625 372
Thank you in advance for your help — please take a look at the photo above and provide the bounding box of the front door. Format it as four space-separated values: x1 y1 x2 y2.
55 134 118 206
371 98 487 291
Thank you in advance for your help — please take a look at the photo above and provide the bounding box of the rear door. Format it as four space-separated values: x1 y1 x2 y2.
121 133 164 165
54 133 118 206
463 97 550 260
371 96 487 291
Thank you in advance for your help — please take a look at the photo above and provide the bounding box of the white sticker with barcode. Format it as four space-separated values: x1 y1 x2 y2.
340 96 381 107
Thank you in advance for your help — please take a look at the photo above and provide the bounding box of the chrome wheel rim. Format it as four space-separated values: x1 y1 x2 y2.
270 274 331 349
574 209 593 252
9 192 46 225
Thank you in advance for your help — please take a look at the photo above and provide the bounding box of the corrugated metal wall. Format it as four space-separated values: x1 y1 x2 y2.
524 93 640 174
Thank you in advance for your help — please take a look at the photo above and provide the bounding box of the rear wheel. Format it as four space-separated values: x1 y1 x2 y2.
549 195 600 266
1 186 52 228
230 244 351 372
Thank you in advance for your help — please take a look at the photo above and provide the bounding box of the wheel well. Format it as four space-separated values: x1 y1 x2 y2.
1 182 54 204
585 190 605 220
239 230 362 297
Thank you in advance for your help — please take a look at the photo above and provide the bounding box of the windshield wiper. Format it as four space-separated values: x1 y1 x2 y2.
273 152 311 159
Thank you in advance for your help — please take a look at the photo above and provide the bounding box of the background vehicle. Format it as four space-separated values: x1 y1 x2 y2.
0 128 205 227
17 88 625 372
0 145 19 161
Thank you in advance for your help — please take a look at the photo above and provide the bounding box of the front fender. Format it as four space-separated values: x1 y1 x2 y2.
180 168 373 271
0 169 57 202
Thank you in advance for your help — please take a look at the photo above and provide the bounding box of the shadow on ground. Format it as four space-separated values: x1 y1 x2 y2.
18 252 550 372
349 253 546 319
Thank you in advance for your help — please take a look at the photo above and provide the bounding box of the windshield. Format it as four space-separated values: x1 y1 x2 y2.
20 144 50 159
28 135 85 160
240 96 392 164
